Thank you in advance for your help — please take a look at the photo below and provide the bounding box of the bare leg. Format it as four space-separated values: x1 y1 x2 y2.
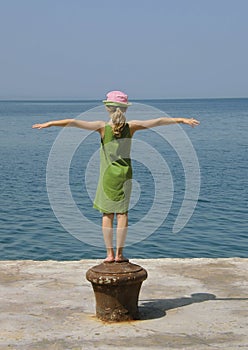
102 213 115 262
115 213 129 262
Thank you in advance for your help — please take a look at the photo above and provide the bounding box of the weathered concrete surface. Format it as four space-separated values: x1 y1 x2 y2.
0 258 247 350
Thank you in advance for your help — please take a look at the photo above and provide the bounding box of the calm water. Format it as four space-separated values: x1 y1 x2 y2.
0 99 247 260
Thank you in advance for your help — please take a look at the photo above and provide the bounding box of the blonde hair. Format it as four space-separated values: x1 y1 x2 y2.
106 105 127 137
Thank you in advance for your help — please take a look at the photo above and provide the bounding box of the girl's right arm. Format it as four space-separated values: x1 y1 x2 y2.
32 119 105 131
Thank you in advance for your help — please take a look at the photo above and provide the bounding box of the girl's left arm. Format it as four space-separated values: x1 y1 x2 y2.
32 119 105 131
129 117 200 134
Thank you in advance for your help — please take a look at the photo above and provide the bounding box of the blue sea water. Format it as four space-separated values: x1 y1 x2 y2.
0 98 247 260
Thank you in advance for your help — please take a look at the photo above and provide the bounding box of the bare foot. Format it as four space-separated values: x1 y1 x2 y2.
103 248 115 263
103 256 115 263
115 256 129 263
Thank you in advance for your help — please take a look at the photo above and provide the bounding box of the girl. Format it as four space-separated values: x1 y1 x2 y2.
33 91 200 263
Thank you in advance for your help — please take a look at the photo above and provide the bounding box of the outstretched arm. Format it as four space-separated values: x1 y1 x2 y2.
32 119 105 131
129 117 200 134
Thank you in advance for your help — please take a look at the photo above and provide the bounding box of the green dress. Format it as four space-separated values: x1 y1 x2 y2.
93 123 132 214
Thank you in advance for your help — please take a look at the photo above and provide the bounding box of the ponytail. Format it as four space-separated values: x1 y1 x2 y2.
106 106 127 137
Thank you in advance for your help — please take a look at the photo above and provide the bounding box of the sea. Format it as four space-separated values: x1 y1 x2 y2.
0 98 247 260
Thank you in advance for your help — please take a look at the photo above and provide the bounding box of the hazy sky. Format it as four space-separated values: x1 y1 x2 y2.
0 0 247 99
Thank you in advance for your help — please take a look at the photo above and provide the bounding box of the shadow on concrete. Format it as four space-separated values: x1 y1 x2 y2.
139 293 217 320
139 293 248 320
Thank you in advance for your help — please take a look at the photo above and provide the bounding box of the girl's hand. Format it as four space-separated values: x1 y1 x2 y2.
32 122 51 129
182 118 200 127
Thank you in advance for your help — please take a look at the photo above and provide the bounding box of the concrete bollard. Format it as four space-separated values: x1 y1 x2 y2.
86 261 147 322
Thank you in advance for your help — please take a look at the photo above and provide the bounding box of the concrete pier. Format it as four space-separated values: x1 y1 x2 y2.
0 258 247 349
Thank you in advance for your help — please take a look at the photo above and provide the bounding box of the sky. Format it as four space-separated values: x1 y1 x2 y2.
0 0 248 100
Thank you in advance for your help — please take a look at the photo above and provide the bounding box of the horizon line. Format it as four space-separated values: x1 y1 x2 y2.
0 96 248 102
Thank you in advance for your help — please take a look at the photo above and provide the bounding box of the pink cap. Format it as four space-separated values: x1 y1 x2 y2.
102 91 132 106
